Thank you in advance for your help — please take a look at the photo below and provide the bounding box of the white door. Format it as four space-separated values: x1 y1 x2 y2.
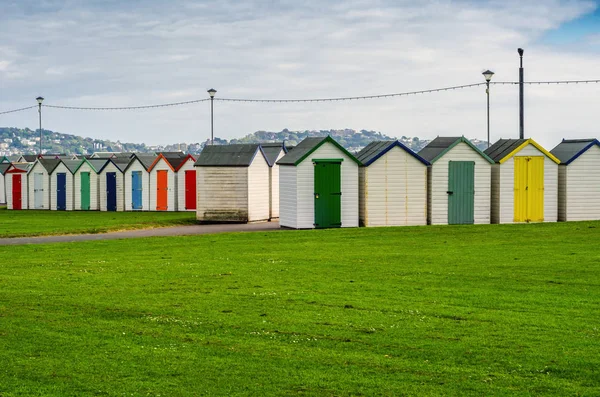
34 173 44 209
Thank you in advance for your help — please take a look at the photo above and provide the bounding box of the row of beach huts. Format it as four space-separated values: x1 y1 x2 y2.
1 136 599 227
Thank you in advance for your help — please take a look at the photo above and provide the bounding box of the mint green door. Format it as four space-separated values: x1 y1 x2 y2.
80 172 91 210
448 161 475 224
314 160 342 228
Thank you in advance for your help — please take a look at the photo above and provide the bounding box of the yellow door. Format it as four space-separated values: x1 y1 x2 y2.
514 156 544 222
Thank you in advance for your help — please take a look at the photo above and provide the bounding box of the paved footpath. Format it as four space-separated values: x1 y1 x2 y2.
0 221 281 246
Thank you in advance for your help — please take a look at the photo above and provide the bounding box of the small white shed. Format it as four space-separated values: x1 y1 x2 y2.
277 136 360 229
50 159 81 211
123 154 156 211
27 158 61 210
419 137 493 225
148 153 187 211
195 144 270 222
0 163 9 204
550 139 600 222
5 164 30 210
73 159 106 211
98 159 128 211
356 141 430 227
485 138 560 223
175 154 197 212
260 143 288 220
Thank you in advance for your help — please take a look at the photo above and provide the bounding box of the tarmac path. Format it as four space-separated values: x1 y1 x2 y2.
0 221 281 246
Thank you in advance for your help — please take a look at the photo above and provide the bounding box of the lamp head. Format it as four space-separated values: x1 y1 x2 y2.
518 48 524 57
207 88 217 98
36 96 44 104
482 70 494 82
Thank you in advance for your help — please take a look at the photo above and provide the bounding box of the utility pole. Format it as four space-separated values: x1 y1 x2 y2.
518 48 524 139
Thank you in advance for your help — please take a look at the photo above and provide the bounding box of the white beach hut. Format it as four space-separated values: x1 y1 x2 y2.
73 159 106 211
277 136 360 229
5 164 30 210
49 159 81 211
419 137 493 225
175 154 198 212
194 144 270 222
550 139 600 222
123 154 156 211
260 143 287 220
0 163 9 204
27 158 61 210
98 158 128 211
356 140 430 227
484 138 560 224
147 153 187 212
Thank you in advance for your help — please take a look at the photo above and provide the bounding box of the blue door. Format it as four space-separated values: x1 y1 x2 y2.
132 171 143 210
107 172 117 211
57 173 67 211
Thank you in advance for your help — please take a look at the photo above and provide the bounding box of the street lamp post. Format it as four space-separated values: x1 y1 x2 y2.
482 70 494 148
207 88 217 145
36 96 44 156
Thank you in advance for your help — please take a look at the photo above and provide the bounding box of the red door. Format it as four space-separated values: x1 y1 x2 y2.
185 170 196 210
156 170 168 211
12 174 22 210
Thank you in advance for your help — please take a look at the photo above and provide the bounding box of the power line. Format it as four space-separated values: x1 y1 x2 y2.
0 105 37 115
43 98 210 111
493 79 600 85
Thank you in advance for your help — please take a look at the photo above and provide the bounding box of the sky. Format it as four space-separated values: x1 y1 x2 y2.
1 0 599 149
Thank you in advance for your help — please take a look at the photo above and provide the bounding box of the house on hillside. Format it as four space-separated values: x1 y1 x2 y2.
194 144 270 222
485 139 560 223
277 136 360 229
356 141 429 227
260 143 287 220
551 138 600 222
419 137 493 225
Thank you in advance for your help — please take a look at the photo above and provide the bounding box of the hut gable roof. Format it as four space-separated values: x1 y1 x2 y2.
61 159 83 174
194 144 266 167
124 154 157 172
276 136 360 166
148 153 193 172
35 158 62 174
260 143 288 167
0 156 9 163
73 158 107 174
0 163 10 175
550 139 600 165
98 158 129 173
22 154 39 163
6 163 31 173
483 138 559 164
356 140 430 166
418 136 494 164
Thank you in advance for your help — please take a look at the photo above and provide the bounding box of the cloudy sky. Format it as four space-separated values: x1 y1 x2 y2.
1 0 599 148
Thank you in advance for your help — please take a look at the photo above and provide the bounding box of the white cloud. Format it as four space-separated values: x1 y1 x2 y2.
0 0 599 150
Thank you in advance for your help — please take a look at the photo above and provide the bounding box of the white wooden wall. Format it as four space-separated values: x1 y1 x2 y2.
494 144 558 223
247 154 270 222
149 159 176 211
558 167 566 222
269 151 284 219
27 162 50 210
74 166 99 211
562 145 600 221
294 141 359 229
279 166 297 228
176 158 196 212
5 173 28 210
124 161 150 211
490 165 501 224
197 166 248 221
0 172 5 204
99 162 125 212
429 142 491 225
50 163 74 211
360 146 427 226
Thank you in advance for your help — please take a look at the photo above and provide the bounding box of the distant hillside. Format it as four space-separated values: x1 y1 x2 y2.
0 127 488 156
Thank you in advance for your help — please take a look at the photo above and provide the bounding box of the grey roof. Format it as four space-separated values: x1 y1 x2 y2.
0 163 10 175
61 159 83 173
7 155 20 162
417 137 463 162
194 144 264 167
484 139 528 163
133 154 157 170
276 137 325 165
550 139 600 165
37 158 62 173
260 143 287 167
356 140 430 166
158 151 186 158
162 154 190 170
88 159 109 172
111 158 131 172
22 155 38 162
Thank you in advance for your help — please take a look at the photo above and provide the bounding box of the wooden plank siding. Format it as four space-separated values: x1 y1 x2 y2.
279 166 298 228
428 142 491 225
359 146 427 227
247 153 270 222
562 145 600 221
197 167 248 222
176 158 196 212
269 151 285 219
149 159 177 211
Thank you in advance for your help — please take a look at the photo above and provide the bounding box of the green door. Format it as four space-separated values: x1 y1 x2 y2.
314 160 342 228
448 161 475 225
80 172 91 210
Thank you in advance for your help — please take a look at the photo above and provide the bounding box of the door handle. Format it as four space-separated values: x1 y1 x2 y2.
447 191 454 195
314 193 319 199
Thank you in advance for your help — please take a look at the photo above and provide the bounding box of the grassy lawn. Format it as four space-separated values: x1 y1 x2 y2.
0 207 196 237
1 222 599 396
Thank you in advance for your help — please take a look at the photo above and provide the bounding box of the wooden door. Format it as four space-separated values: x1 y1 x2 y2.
447 161 475 225
34 172 44 209
106 172 117 211
514 156 544 222
80 172 91 210
132 171 143 210
313 160 342 228
185 170 196 210
12 174 22 210
156 170 168 211
56 173 67 210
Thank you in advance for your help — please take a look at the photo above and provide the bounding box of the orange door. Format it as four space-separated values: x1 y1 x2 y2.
156 170 168 211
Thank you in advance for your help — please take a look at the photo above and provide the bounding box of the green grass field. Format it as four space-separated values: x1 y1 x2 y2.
0 207 196 237
1 222 599 396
